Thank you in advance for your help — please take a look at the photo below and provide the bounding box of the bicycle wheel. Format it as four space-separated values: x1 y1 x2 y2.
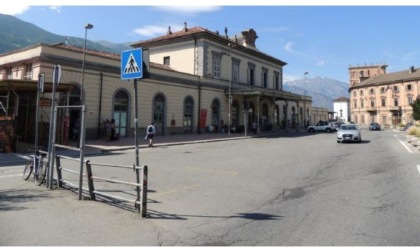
23 160 34 180
36 162 47 186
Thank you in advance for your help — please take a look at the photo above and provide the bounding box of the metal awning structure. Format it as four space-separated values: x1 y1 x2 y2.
228 87 311 102
0 79 73 94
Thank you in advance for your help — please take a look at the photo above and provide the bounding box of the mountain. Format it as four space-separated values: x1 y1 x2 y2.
0 14 130 54
283 76 349 110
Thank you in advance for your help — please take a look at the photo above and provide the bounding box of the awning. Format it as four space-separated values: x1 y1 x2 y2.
0 79 73 94
228 87 309 102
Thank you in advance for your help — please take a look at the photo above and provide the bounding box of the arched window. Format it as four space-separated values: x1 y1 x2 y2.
113 90 129 137
153 94 166 135
211 98 220 132
183 96 194 133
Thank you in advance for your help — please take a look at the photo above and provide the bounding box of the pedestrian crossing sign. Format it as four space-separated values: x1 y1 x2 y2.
121 48 143 80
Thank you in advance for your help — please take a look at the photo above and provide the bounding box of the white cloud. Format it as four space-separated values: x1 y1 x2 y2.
132 24 183 37
0 4 30 15
316 60 325 66
49 6 62 13
284 42 295 53
154 6 221 14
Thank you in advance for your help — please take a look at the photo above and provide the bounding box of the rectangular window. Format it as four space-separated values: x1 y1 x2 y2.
262 71 268 88
354 99 357 108
371 100 375 107
394 98 399 106
212 54 221 79
274 74 279 90
393 86 399 93
381 98 386 107
408 96 413 104
380 87 385 94
407 84 412 91
360 99 364 108
24 63 32 80
232 60 240 82
249 68 255 86
6 67 12 79
163 56 170 66
361 115 365 124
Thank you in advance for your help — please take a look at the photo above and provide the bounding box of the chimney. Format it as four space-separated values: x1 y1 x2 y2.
225 27 228 38
184 22 188 32
167 26 172 35
409 66 415 74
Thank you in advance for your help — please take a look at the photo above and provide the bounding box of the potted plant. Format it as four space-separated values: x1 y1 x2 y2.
397 122 406 131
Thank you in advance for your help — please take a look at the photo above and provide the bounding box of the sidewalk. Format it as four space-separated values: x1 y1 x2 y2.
0 129 304 166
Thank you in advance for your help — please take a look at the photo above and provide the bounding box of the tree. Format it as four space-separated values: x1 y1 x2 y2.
411 96 420 121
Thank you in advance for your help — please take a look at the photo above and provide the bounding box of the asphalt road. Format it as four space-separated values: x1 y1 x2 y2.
1 129 419 246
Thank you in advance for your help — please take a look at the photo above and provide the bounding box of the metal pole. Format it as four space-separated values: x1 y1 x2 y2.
46 67 57 189
304 72 308 128
78 105 86 199
134 79 139 167
228 43 232 136
80 24 93 103
35 74 43 150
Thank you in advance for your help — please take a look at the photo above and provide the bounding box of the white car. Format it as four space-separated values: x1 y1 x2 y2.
337 124 362 143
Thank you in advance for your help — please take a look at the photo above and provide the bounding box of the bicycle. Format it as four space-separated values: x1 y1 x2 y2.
23 150 48 186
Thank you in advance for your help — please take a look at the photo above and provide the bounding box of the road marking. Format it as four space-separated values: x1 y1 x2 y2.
417 165 420 175
394 134 413 153
186 167 238 176
0 174 22 178
151 184 199 198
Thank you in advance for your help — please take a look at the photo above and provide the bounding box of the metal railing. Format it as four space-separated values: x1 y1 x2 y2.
55 155 148 217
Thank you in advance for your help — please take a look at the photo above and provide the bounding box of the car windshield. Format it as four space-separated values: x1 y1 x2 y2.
341 125 357 130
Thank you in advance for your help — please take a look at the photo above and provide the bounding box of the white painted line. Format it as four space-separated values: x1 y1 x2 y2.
394 134 413 153
417 165 420 175
0 174 22 178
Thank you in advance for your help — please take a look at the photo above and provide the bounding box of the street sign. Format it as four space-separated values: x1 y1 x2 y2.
52 65 61 85
38 73 45 92
121 48 143 80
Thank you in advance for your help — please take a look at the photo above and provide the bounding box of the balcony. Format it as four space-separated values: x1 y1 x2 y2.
389 106 401 112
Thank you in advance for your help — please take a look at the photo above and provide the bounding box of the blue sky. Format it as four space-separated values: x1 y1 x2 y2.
1 1 420 83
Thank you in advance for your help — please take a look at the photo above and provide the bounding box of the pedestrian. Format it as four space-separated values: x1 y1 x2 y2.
252 121 257 134
72 118 80 141
146 122 155 147
104 119 111 140
110 119 116 141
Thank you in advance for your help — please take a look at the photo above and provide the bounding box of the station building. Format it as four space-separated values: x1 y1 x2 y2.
0 25 312 152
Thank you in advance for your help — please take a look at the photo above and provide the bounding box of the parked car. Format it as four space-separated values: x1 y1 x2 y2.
369 122 381 131
307 121 337 133
337 124 362 143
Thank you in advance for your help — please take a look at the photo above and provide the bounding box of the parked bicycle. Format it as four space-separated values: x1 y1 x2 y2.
23 149 48 186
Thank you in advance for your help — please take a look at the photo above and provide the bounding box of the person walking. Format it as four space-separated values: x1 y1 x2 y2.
146 122 156 147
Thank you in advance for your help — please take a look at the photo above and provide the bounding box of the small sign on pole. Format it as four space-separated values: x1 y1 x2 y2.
38 73 45 92
52 65 61 85
121 48 143 80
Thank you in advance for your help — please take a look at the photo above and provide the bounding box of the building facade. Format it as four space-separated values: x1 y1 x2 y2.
333 96 350 123
349 64 420 127
0 25 313 152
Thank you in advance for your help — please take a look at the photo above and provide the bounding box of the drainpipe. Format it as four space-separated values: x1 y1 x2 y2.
97 72 103 139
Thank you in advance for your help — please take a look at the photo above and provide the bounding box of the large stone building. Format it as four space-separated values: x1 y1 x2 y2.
348 64 420 127
333 96 350 123
0 25 313 152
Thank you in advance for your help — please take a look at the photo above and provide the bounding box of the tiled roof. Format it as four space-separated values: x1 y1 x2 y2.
131 27 209 46
333 96 349 102
353 67 420 88
52 43 121 60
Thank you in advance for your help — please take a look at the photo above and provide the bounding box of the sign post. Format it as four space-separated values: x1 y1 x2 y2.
47 65 61 189
121 48 146 214
35 73 44 150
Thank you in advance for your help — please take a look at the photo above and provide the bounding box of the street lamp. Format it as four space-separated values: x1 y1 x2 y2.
304 72 309 127
81 23 93 103
228 43 233 136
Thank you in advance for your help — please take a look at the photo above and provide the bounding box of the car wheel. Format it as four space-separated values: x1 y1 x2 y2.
326 128 331 133
308 128 314 133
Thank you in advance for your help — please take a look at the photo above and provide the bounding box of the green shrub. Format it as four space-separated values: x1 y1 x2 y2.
398 122 406 127
407 126 417 135
416 128 420 138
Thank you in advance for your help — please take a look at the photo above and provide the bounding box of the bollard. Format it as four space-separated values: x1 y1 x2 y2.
141 165 148 217
85 160 96 200
55 155 62 187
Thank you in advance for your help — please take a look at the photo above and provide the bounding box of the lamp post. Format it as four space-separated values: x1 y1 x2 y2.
304 72 308 127
228 43 233 136
81 23 93 103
